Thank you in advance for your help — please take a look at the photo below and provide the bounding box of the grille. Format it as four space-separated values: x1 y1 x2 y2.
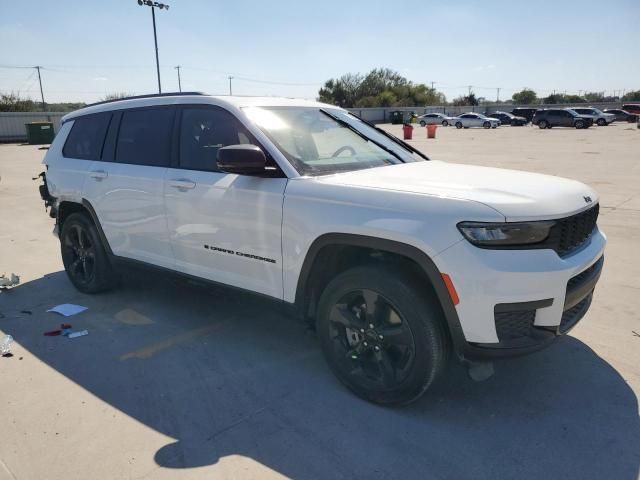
567 256 604 291
559 294 592 334
495 310 535 341
546 204 599 257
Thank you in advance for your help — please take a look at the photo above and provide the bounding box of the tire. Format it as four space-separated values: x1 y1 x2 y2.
597 118 606 126
483 121 490 129
538 120 548 129
442 120 448 126
510 120 517 126
420 121 426 127
455 122 462 129
316 265 449 405
575 120 585 129
60 212 119 293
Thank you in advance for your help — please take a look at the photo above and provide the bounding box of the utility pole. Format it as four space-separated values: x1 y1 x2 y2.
430 81 435 90
35 66 45 111
468 85 472 96
228 76 233 95
175 65 182 92
136 1 170 94
496 87 501 102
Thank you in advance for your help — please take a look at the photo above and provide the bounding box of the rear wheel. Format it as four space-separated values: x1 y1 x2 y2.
442 120 449 126
538 120 548 129
575 120 585 129
455 122 462 129
316 266 449 405
60 213 119 293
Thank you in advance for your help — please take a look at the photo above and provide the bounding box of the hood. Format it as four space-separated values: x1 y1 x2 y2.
316 161 597 221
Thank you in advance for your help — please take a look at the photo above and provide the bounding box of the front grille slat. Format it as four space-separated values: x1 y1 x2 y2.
548 204 599 257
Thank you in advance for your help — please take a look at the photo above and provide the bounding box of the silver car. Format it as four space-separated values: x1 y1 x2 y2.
417 112 456 126
452 113 500 129
571 107 615 126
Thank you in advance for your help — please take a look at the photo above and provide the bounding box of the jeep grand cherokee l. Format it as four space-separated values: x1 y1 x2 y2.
40 93 606 405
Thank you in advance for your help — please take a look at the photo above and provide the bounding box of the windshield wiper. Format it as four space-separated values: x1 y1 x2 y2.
319 109 406 164
347 112 430 161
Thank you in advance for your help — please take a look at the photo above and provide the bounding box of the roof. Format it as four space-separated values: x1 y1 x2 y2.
62 93 335 122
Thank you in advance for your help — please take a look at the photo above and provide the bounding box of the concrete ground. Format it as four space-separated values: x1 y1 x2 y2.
0 122 639 480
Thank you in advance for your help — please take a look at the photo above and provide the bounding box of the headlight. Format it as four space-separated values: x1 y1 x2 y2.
457 221 554 247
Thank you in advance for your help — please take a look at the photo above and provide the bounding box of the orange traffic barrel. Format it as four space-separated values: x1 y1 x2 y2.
402 124 414 140
427 124 437 139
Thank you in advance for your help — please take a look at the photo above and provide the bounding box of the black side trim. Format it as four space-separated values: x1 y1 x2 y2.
294 233 467 358
80 199 113 255
494 298 553 313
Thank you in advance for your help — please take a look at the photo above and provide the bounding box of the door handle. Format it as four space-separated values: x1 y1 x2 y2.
89 170 108 180
169 179 196 190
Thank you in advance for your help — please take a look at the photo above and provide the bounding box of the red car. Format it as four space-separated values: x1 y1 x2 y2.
622 103 640 114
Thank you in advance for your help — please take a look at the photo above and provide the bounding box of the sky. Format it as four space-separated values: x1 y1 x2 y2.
0 0 639 104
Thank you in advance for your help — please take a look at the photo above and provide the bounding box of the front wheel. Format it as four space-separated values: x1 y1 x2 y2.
60 213 119 293
316 266 449 405
597 118 606 126
455 122 462 129
420 121 426 127
575 120 585 129
442 120 449 126
538 120 548 129
483 121 490 129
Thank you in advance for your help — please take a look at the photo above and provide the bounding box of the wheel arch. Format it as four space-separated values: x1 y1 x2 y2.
294 233 466 357
57 199 112 255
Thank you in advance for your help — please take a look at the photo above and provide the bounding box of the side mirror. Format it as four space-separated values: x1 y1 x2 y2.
216 145 266 175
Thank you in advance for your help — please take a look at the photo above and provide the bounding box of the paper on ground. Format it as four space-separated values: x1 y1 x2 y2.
47 304 88 317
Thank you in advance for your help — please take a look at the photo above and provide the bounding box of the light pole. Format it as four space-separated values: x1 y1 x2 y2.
136 0 170 94
175 65 182 92
228 76 233 95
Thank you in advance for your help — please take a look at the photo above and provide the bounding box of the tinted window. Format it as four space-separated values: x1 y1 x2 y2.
179 107 254 172
62 113 111 160
115 108 174 167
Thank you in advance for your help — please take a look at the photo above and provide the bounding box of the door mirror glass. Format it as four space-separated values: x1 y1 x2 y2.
217 145 266 175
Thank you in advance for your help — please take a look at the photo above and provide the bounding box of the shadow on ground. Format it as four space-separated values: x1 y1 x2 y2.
1 269 639 479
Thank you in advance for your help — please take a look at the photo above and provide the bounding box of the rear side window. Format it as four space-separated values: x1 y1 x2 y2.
62 113 111 160
116 108 175 167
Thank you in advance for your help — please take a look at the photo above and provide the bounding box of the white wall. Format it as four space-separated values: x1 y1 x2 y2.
0 112 65 142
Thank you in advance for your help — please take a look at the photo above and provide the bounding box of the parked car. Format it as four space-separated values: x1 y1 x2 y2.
39 92 606 405
571 107 615 126
602 108 638 123
452 113 500 129
622 103 640 115
485 111 528 126
511 108 538 122
532 109 594 129
417 113 455 127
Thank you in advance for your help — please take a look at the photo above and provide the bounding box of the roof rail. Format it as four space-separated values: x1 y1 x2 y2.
85 91 207 108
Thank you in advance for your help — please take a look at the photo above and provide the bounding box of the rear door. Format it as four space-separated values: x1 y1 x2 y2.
83 106 175 269
163 105 287 299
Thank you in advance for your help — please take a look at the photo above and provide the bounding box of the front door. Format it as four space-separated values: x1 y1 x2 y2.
164 106 287 299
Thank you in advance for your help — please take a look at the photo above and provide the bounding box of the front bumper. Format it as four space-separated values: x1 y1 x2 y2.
434 227 606 359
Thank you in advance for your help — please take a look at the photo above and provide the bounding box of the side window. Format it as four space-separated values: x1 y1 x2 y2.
62 113 111 160
179 107 254 172
115 108 174 167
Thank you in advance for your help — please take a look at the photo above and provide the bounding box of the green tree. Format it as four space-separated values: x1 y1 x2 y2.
0 92 36 112
622 90 640 102
512 88 537 104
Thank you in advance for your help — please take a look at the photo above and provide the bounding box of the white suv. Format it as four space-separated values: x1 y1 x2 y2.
40 93 606 405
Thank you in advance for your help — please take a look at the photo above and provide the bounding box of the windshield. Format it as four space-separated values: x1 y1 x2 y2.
243 106 424 176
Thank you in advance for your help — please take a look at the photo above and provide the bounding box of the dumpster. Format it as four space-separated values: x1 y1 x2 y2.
390 111 404 125
402 123 414 140
25 122 55 145
426 124 437 139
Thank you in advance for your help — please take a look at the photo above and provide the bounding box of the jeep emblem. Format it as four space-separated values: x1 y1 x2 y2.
584 196 592 203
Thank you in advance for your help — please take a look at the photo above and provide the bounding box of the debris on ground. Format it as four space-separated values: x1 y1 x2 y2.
20 310 32 315
44 324 73 337
633 331 640 338
0 273 20 289
46 304 88 317
0 334 14 355
67 330 89 339
2 353 13 358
